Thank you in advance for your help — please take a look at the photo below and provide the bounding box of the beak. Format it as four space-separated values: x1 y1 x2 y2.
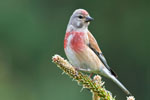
85 16 94 22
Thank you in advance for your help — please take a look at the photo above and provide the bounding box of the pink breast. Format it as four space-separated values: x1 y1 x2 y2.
64 32 71 49
70 32 85 52
64 31 85 52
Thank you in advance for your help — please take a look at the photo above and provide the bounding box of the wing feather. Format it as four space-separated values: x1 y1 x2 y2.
87 31 117 77
87 31 102 53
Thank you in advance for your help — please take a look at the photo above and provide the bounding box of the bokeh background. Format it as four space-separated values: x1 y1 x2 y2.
0 0 149 100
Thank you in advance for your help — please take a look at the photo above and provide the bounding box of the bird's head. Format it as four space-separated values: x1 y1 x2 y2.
68 9 93 30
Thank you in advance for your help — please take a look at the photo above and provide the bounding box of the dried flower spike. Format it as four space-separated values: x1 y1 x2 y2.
127 96 135 100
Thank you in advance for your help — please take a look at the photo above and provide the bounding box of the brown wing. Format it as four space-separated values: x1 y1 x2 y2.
87 31 118 77
87 31 102 53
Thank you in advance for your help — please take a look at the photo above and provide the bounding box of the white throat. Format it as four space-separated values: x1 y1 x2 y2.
66 25 88 33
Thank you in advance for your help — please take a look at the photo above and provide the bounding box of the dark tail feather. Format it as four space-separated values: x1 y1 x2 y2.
110 68 118 78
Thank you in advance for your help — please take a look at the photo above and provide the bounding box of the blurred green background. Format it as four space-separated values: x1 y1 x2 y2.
0 0 149 100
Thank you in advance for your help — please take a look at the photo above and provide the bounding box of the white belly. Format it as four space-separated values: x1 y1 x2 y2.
65 45 103 73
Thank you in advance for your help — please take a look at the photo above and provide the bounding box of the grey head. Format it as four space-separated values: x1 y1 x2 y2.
67 9 93 31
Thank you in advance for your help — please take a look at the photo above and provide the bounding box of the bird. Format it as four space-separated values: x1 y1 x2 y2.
64 9 131 95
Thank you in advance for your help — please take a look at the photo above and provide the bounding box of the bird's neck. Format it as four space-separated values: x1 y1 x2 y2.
66 25 88 33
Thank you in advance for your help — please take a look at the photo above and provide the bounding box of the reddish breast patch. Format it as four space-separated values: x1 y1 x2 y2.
70 32 85 52
64 32 71 48
64 31 85 52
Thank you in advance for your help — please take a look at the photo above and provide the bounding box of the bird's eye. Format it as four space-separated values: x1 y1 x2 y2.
78 15 83 19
